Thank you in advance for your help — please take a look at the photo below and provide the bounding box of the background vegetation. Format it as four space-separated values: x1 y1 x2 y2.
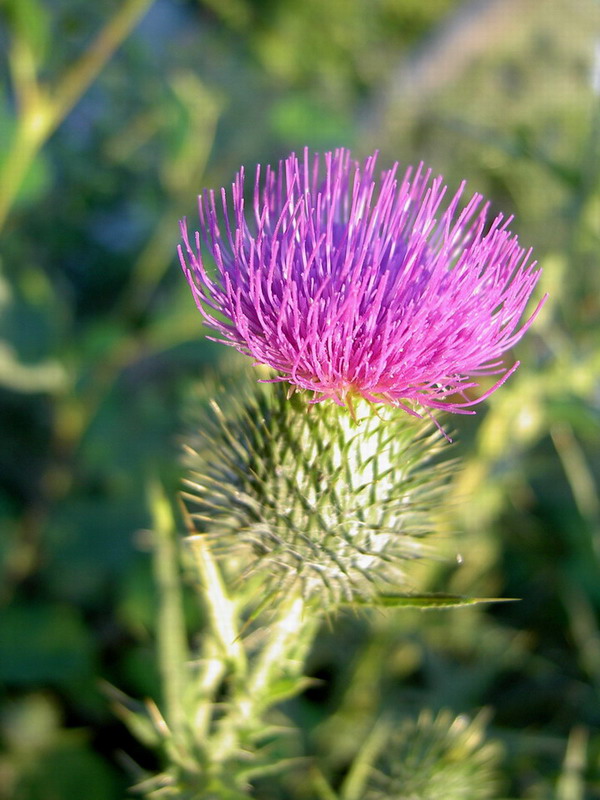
0 0 598 797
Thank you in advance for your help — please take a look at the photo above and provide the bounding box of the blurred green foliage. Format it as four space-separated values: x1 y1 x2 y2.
0 0 599 797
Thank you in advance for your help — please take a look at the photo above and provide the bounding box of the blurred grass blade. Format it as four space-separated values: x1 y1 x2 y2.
310 767 340 800
148 478 189 745
101 681 163 748
339 716 392 800
556 727 588 800
52 0 155 126
551 422 600 563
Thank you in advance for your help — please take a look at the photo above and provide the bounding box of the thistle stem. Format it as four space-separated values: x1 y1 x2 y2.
208 588 317 770
247 591 306 699
186 533 247 677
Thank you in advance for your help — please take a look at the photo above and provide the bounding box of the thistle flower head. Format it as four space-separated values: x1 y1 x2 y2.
182 376 450 604
365 710 503 800
179 148 546 415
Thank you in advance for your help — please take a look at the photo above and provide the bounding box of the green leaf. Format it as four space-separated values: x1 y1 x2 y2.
259 676 316 708
237 755 308 783
101 682 163 748
348 593 519 610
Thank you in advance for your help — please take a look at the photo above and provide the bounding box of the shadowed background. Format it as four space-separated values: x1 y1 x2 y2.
0 0 599 797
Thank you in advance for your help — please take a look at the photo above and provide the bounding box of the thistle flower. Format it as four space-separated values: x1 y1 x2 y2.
364 710 503 800
179 148 546 416
182 376 450 603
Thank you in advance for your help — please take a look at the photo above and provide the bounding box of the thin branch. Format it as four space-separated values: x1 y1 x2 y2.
51 0 155 130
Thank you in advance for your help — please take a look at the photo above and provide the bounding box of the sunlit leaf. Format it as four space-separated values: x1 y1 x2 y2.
348 593 518 610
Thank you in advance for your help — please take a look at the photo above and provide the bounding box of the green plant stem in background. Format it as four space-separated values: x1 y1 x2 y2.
0 17 221 607
0 119 45 234
111 73 222 321
337 716 393 800
556 726 588 800
0 0 155 232
149 480 190 747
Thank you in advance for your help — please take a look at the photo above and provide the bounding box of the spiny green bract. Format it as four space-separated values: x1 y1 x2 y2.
182 377 452 605
364 710 503 800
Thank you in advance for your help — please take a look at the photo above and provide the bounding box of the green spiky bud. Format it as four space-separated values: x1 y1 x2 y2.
182 375 452 605
364 710 503 800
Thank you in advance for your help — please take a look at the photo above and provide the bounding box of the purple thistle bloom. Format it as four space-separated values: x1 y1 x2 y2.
179 148 546 416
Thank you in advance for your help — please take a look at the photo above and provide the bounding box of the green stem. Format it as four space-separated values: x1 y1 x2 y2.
149 480 189 745
0 117 48 232
51 0 155 125
186 532 247 676
209 590 314 766
247 592 306 698
339 716 392 800
0 0 155 233
191 638 228 740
